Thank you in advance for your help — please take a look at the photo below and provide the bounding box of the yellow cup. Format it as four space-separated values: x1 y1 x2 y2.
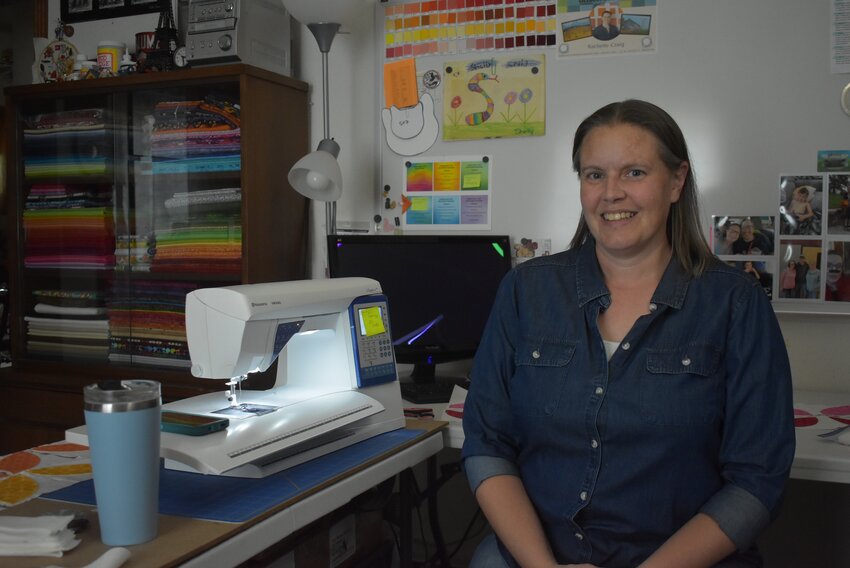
97 41 125 73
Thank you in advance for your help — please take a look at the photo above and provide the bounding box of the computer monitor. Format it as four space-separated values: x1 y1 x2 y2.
327 234 512 384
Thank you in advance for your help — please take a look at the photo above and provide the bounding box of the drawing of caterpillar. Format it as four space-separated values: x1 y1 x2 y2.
465 72 499 126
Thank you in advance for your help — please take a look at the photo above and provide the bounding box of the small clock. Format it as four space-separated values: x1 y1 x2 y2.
39 38 77 82
173 46 188 68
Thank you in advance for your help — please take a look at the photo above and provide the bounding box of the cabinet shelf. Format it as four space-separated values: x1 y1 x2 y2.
1 64 309 453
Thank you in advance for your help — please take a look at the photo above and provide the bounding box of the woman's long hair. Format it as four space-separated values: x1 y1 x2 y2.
569 99 714 276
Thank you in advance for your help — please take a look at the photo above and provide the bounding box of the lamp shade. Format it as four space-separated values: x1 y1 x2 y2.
281 0 369 26
288 148 343 202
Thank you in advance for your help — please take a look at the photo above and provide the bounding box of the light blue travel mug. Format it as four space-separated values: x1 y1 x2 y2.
84 379 161 546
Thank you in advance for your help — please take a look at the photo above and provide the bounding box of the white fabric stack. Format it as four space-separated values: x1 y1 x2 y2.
0 514 81 557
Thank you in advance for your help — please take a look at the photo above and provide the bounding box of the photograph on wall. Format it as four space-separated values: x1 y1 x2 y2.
400 155 491 230
818 150 850 172
779 174 824 236
724 259 775 300
776 240 822 300
826 173 850 236
824 240 850 302
711 215 775 256
442 55 545 141
556 1 656 58
61 0 161 22
513 237 552 264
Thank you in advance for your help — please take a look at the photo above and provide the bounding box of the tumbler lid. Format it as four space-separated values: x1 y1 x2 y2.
84 380 161 413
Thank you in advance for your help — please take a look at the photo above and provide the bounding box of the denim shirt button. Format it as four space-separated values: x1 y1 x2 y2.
532 349 540 359
591 439 598 449
682 356 692 366
574 532 584 541
622 342 630 350
595 386 604 395
580 491 588 501
649 302 657 311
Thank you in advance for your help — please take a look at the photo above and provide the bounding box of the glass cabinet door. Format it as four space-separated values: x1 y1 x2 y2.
17 80 243 370
19 97 116 363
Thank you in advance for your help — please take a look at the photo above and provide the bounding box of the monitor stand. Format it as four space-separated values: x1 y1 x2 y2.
410 362 469 387
400 363 469 404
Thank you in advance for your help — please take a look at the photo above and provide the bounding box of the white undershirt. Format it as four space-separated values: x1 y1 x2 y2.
603 340 620 361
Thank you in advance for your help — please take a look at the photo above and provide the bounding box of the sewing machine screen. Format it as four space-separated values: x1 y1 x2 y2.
350 296 397 387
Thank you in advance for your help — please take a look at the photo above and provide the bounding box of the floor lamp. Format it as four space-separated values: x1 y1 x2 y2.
283 0 364 236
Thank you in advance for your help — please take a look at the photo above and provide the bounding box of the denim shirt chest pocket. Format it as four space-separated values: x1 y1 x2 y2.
641 344 723 425
510 338 577 416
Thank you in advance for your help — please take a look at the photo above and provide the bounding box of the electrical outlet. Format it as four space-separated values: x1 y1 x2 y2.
329 514 356 568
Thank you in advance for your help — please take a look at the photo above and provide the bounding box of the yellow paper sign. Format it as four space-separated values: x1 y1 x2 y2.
360 307 386 336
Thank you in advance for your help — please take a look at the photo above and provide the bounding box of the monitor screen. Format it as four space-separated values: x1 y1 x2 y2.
327 234 512 383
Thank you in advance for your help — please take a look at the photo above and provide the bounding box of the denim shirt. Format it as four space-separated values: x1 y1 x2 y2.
462 239 795 567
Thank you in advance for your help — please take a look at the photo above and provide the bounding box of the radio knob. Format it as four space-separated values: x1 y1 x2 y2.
219 34 233 51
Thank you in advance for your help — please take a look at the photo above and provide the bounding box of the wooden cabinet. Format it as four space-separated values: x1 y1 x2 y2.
1 64 309 453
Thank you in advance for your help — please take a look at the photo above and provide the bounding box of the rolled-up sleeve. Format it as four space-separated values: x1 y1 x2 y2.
464 455 521 494
705 281 795 550
462 270 523 491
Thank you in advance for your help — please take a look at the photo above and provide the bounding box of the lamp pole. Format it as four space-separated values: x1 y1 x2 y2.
307 23 341 235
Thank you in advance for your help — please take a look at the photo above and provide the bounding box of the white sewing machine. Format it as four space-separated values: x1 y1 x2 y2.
68 278 405 478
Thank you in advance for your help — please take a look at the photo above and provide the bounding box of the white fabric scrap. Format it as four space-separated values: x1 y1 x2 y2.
0 514 81 557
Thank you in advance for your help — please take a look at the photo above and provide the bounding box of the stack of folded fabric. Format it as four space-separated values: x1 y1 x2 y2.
151 209 242 275
22 108 111 179
0 514 80 557
107 279 199 368
150 93 241 174
25 289 109 361
22 184 115 269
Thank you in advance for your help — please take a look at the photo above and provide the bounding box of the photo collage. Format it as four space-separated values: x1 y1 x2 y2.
712 173 850 304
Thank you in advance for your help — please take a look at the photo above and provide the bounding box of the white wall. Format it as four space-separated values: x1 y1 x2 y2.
294 0 850 394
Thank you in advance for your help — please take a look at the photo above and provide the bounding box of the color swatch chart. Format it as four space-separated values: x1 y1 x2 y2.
384 0 558 60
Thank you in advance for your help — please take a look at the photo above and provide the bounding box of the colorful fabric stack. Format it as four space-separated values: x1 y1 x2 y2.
150 94 241 174
152 187 242 274
23 184 115 269
24 290 109 361
23 109 111 179
107 280 198 368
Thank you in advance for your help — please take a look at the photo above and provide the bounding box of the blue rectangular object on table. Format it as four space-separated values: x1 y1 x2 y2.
44 428 424 523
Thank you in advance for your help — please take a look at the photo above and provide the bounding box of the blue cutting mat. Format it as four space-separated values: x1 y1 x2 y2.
43 428 424 523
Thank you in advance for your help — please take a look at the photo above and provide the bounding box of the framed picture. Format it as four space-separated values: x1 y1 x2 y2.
60 0 162 23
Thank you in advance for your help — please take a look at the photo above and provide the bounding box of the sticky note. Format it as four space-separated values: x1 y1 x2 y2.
463 173 482 189
360 307 386 336
383 58 419 109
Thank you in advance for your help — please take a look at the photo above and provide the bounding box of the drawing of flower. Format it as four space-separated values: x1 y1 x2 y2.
519 88 536 124
450 95 463 126
500 91 518 123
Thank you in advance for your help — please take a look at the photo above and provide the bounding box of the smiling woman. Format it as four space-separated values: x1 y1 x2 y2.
462 100 796 568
